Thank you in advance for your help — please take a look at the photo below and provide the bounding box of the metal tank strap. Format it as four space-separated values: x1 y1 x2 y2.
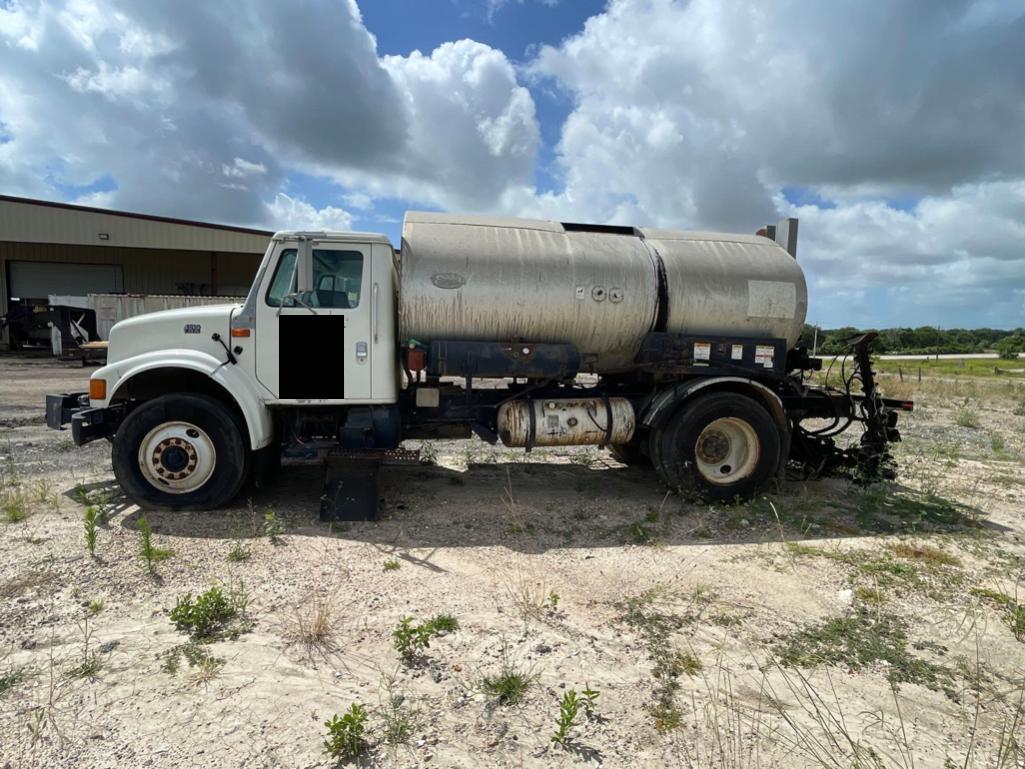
600 394 614 449
526 397 536 453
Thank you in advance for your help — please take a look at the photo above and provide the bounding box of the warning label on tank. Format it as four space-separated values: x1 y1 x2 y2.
694 342 711 361
755 345 775 368
731 344 744 360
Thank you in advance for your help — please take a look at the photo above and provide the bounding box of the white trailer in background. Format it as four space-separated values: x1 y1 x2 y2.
43 293 246 357
88 293 246 341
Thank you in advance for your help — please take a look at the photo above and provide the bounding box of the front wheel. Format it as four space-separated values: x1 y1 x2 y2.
112 394 249 510
652 392 780 502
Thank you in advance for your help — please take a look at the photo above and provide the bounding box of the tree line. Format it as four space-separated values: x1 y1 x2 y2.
800 326 1025 358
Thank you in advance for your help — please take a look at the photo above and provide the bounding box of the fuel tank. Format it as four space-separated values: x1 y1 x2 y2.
497 397 635 448
398 212 807 373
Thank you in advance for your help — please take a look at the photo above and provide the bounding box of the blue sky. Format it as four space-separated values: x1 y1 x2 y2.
1 0 1024 330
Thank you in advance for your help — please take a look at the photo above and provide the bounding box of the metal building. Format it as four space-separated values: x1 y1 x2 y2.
0 195 272 347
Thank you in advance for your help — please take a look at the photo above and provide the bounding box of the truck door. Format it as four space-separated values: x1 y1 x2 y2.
255 241 373 401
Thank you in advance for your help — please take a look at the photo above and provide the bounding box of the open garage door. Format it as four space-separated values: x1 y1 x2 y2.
8 260 123 301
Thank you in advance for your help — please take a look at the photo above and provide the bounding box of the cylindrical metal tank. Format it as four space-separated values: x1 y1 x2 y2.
640 228 808 347
399 212 807 373
497 397 635 447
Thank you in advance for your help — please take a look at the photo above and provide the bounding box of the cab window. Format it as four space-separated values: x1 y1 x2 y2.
265 249 297 307
311 249 363 308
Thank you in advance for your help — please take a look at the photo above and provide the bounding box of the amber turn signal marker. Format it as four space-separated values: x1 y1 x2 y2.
89 379 107 400
230 328 251 338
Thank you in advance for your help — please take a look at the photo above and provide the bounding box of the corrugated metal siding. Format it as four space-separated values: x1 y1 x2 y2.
0 198 270 253
0 242 261 296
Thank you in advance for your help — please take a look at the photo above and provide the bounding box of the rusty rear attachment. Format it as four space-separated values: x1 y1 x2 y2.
785 332 911 482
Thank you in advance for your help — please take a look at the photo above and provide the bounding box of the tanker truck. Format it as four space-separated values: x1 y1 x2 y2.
45 212 910 516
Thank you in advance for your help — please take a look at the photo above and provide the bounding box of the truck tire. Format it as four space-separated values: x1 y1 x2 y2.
652 392 780 502
112 393 249 510
608 439 652 467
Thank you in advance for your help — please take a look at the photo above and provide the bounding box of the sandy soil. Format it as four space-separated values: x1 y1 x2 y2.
1 357 1024 768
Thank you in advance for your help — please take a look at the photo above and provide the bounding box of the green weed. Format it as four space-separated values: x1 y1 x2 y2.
160 642 225 686
671 651 702 676
382 559 400 571
775 607 955 695
616 588 698 733
323 704 369 764
581 683 600 718
424 614 459 634
227 540 251 563
262 508 285 541
480 642 534 706
67 617 102 681
956 405 980 429
138 516 173 572
84 507 98 556
380 678 419 746
70 484 90 506
0 664 33 698
651 702 683 733
169 584 250 642
551 689 581 746
2 490 29 523
976 589 1025 643
66 655 102 680
392 614 457 661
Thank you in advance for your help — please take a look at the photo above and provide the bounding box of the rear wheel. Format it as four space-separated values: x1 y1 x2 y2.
652 392 780 502
112 393 249 510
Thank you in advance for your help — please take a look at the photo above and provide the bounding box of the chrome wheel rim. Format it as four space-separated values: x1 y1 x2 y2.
138 421 216 494
694 417 759 485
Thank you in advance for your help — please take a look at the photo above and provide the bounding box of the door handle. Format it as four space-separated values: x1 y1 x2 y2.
372 282 379 343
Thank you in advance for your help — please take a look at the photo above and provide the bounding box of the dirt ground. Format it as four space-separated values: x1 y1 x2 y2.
1 355 1024 768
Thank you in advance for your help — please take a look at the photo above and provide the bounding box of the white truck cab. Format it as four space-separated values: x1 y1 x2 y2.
241 231 398 405
48 230 402 511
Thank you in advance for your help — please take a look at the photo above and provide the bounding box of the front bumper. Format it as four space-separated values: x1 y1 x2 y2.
45 392 125 446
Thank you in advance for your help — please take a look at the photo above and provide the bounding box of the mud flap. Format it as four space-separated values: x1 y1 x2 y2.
320 458 380 522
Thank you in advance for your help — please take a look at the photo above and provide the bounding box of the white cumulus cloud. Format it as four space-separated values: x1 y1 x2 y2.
0 0 540 226
266 193 353 232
